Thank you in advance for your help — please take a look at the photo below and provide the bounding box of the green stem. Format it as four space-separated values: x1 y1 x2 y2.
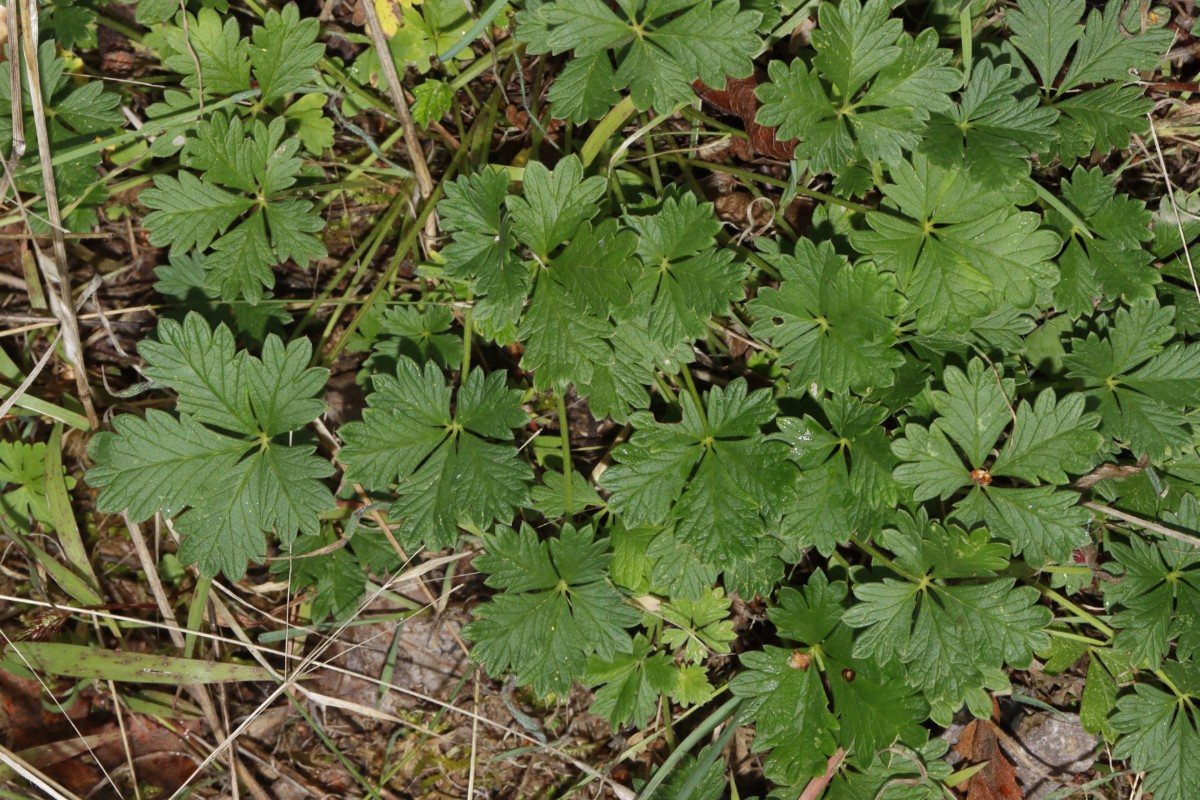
1155 667 1187 700
451 38 518 91
1036 583 1114 639
557 390 574 524
184 577 211 660
1046 628 1108 646
652 370 679 408
851 534 921 582
679 364 707 429
580 95 637 168
639 697 743 800
679 158 875 215
461 293 473 379
642 113 664 195
662 703 676 750
437 0 510 63
325 90 494 361
300 192 407 351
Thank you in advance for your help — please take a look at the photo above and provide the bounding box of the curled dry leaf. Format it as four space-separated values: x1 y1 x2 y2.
694 72 797 161
955 717 1024 800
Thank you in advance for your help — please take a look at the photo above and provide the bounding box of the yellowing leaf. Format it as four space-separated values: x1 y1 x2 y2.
373 0 422 37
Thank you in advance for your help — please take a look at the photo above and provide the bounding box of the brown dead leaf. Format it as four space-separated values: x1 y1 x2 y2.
694 72 796 161
956 717 1024 800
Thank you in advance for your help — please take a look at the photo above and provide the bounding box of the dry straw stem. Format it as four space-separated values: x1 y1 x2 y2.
1144 113 1200 305
123 513 268 800
12 0 97 427
1083 500 1200 550
0 744 82 800
0 625 125 797
0 1 21 206
358 0 438 241
0 586 637 800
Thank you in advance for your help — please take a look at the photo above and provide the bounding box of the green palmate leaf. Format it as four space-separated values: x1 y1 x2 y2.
733 646 839 782
733 571 926 784
890 422 969 501
86 411 246 525
1057 0 1173 94
463 524 640 697
273 533 366 620
439 168 526 334
518 0 762 119
647 525 719 600
86 314 334 580
545 52 621 123
921 57 1058 186
811 0 901 97
851 154 1061 335
183 113 262 193
1064 300 1200 459
1111 663 1200 800
338 358 532 550
878 509 1011 580
507 157 607 261
775 398 896 554
0 442 72 529
723 536 786 599
584 633 679 729
1054 83 1152 160
748 239 903 393
206 212 276 302
845 515 1050 724
778 457 858 555
990 390 1104 484
0 43 123 226
530 469 604 518
1050 167 1156 315
381 305 461 362
137 312 255 433
755 4 958 176
266 198 329 266
285 94 335 153
440 164 724 409
140 173 253 255
250 4 324 104
1006 0 1085 89
661 588 736 664
412 80 455 127
826 740 953 800
963 484 1093 565
891 360 1098 562
136 0 176 25
624 192 746 351
929 359 1013 470
580 320 690 423
601 379 795 562
163 8 253 96
142 114 326 303
517 236 630 389
1104 495 1200 669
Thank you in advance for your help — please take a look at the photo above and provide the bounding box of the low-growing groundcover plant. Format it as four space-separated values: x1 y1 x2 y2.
5 0 1200 796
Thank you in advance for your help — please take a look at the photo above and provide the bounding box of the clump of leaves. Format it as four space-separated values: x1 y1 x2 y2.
140 4 327 302
338 358 533 551
0 42 123 229
74 0 1200 798
87 313 334 579
516 0 763 121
